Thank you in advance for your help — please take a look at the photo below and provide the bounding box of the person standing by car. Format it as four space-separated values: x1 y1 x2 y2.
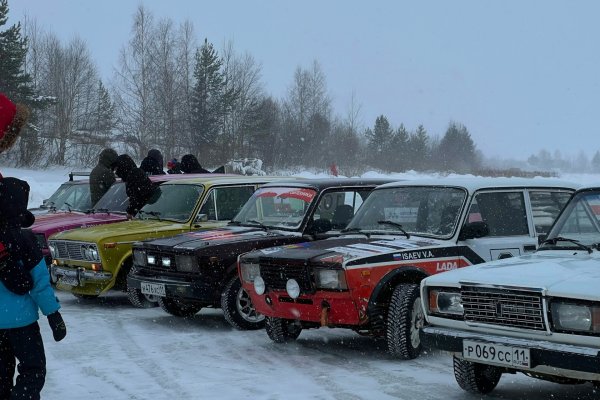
140 149 166 176
0 177 67 400
89 148 118 206
112 154 155 218
180 154 210 174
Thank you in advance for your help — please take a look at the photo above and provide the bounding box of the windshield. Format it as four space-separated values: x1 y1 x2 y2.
40 183 71 208
92 182 128 213
232 186 317 229
345 186 467 238
51 183 92 212
137 184 203 222
542 190 600 249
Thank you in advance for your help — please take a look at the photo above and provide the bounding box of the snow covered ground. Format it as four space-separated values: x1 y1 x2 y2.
4 166 600 399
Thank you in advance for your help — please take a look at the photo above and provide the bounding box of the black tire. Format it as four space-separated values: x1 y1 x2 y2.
221 276 265 330
265 317 302 343
158 297 202 317
127 286 160 308
453 356 502 394
386 283 425 359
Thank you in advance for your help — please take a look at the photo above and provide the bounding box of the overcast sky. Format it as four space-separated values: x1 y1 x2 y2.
8 0 600 160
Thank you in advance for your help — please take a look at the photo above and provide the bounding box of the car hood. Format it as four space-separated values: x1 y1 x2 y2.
424 250 600 302
32 212 126 236
50 219 193 242
246 235 444 266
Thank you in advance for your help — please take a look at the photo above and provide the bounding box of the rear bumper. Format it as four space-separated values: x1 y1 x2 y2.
421 326 600 380
127 273 216 303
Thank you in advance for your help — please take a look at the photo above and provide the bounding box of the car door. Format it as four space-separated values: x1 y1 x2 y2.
459 189 536 261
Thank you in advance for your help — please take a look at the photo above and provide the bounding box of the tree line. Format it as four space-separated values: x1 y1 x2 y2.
0 1 483 174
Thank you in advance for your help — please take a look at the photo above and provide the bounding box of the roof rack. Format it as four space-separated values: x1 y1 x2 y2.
69 171 91 181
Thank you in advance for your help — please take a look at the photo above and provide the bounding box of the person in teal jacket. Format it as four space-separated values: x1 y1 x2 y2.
0 177 66 400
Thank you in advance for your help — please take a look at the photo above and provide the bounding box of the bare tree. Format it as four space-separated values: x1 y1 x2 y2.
112 5 155 159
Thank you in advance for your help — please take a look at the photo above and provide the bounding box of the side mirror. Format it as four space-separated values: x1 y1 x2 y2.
309 219 332 235
195 213 208 223
537 234 548 246
459 221 489 241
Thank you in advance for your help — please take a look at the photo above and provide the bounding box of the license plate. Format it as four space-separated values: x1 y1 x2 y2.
463 340 530 368
59 276 79 287
140 282 166 297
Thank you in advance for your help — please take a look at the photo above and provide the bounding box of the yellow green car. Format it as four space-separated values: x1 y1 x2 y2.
48 175 289 302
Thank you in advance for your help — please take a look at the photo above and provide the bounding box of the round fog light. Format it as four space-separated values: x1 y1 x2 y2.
254 276 266 295
286 279 300 299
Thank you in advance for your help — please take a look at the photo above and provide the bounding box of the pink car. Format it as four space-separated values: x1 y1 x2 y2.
31 173 215 263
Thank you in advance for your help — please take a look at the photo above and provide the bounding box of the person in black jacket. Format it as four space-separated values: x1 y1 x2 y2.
140 149 165 176
89 148 118 206
180 154 210 174
112 155 155 217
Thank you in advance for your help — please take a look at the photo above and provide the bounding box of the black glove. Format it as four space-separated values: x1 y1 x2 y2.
47 311 67 342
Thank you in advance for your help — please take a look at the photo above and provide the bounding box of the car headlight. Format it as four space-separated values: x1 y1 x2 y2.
551 302 600 333
133 249 147 267
147 255 156 265
240 262 260 283
175 255 197 272
48 242 57 258
314 268 347 290
161 257 172 267
428 288 463 316
89 247 99 261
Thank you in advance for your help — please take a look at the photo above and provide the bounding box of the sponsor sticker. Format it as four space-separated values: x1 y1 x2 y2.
347 243 395 253
261 247 282 254
393 250 435 261
327 246 375 259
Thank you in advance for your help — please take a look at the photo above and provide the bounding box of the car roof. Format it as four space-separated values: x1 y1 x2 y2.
159 175 301 186
257 178 397 191
377 177 578 192
147 173 237 182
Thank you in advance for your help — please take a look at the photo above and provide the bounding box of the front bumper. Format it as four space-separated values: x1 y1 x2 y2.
50 265 113 292
421 326 600 380
242 282 362 326
127 273 217 303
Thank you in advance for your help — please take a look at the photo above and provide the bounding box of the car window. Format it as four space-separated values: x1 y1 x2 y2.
93 182 129 212
199 185 256 221
529 191 572 234
347 186 467 237
470 191 528 236
139 184 203 222
312 189 372 230
56 184 91 212
544 191 600 247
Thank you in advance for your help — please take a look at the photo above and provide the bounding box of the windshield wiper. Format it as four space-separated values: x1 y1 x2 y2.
541 236 592 254
245 219 269 230
228 220 242 226
377 220 410 239
340 227 371 238
64 202 72 212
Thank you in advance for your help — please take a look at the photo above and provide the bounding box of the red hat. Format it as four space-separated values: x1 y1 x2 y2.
0 93 29 153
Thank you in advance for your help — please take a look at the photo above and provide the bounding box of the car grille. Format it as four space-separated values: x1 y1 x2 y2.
50 240 86 261
259 260 312 292
461 286 546 331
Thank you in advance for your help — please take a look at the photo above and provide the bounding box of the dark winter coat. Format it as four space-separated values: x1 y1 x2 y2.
112 155 155 216
140 149 165 176
89 148 118 206
0 177 60 328
180 154 210 174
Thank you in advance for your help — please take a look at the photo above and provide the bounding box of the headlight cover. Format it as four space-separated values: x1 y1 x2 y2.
428 288 463 316
240 262 260 283
175 255 197 272
133 249 146 267
551 301 600 334
48 242 57 258
80 244 100 262
314 268 347 290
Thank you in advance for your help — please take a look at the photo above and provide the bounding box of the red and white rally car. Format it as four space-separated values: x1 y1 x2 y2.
238 178 576 359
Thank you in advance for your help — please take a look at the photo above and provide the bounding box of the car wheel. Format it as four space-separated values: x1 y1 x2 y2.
221 276 265 330
386 283 425 359
157 297 202 317
453 356 502 394
265 317 302 343
127 286 159 308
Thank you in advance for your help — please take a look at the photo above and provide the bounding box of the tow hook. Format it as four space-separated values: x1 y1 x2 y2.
320 300 331 327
